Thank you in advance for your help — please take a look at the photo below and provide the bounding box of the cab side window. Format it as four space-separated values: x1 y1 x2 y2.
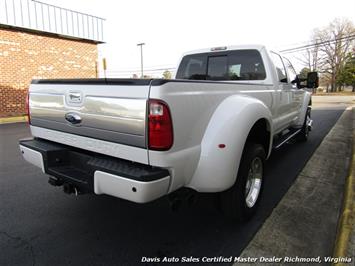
283 57 297 84
270 52 287 83
177 55 207 80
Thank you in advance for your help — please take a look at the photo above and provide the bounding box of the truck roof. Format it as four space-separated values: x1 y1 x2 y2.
182 44 266 56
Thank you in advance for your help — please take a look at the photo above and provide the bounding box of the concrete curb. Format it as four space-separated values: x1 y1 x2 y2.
0 116 28 124
333 107 354 265
237 106 353 265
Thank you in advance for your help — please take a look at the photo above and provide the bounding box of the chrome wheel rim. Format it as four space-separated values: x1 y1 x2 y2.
305 114 311 137
245 157 263 208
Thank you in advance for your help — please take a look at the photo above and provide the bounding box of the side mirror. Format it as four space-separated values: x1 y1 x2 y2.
306 72 319 89
292 75 306 89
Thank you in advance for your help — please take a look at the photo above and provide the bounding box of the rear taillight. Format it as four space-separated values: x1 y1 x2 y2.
26 92 31 124
148 99 173 150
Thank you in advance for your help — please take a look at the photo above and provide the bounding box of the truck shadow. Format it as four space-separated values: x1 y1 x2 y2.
0 108 345 266
34 109 344 265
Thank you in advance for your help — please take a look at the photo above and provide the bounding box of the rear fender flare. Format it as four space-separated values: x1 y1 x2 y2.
187 95 272 192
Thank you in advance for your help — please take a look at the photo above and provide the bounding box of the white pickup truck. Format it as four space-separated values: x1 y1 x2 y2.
19 45 318 221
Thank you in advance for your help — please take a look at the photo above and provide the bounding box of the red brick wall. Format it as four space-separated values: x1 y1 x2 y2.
0 27 98 117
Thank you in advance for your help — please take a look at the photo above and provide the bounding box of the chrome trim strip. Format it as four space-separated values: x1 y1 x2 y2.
30 126 149 164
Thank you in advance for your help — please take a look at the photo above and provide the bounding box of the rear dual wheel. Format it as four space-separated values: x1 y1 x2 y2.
220 143 266 222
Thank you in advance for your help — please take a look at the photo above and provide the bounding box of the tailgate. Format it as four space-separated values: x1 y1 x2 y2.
29 79 151 148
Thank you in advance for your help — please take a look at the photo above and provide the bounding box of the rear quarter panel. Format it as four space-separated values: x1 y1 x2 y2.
148 80 274 192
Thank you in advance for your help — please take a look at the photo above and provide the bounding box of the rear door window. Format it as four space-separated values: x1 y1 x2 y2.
176 54 207 80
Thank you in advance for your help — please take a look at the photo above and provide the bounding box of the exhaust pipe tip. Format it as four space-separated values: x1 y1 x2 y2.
63 183 76 195
48 177 63 186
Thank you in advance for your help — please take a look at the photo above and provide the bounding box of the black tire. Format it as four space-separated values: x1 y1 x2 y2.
298 107 311 142
220 143 266 222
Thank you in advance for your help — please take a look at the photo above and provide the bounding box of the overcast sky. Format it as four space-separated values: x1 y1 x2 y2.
43 0 355 77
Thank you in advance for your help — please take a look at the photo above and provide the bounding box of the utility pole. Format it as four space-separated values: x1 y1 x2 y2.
137 43 145 78
102 58 107 79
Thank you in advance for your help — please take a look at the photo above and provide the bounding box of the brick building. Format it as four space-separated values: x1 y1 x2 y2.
0 1 104 117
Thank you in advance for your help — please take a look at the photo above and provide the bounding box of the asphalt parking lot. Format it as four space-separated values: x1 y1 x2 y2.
0 107 346 266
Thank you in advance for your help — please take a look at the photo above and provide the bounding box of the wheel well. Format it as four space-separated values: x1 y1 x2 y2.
246 119 270 154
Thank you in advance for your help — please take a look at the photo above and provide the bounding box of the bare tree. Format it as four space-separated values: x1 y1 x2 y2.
298 31 320 71
313 18 355 92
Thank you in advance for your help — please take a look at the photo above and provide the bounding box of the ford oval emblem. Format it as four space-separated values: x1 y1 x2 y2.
65 113 82 125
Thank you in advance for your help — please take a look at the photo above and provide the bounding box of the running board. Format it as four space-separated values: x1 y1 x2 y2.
273 128 302 150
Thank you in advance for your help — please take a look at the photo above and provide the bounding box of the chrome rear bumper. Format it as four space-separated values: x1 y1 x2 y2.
19 138 170 203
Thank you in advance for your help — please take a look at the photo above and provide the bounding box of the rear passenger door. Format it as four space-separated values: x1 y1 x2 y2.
283 57 304 125
270 52 295 132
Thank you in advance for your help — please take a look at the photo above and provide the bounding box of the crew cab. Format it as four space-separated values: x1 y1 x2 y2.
19 45 318 221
